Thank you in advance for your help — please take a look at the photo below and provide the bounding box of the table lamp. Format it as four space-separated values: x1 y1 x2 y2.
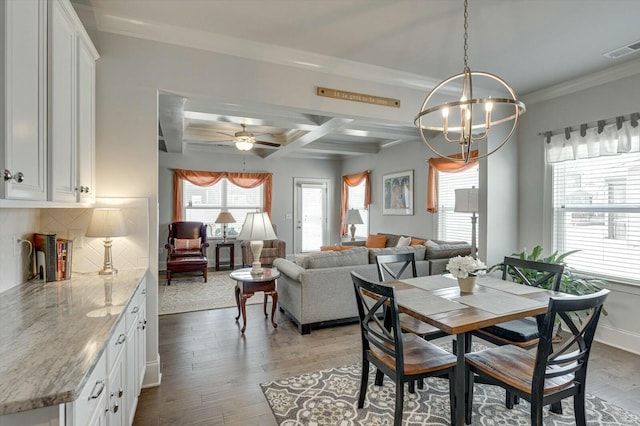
344 209 363 241
454 187 479 259
214 211 236 242
237 212 276 276
85 208 128 275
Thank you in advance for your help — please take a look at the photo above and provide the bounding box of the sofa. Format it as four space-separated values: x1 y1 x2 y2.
273 234 471 334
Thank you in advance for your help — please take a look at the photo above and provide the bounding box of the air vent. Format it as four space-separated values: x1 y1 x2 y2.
603 40 640 59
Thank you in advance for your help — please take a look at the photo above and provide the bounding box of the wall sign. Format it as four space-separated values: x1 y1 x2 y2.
316 87 400 108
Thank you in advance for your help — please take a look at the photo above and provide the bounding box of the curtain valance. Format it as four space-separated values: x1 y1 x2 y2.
172 169 272 222
340 170 371 237
426 150 478 213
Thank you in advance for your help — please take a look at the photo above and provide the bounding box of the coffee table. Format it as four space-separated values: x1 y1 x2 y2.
230 267 280 334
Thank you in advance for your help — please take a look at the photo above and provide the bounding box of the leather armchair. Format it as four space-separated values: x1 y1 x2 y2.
165 221 209 258
241 238 286 267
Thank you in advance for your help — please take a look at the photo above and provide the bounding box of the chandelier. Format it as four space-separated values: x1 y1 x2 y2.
415 0 525 163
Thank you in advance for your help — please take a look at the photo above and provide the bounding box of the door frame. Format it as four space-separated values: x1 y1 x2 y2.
293 177 329 253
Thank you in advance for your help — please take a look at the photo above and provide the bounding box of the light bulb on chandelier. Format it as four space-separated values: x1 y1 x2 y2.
415 0 525 163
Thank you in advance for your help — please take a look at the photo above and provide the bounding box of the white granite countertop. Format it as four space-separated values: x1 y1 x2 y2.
0 268 147 415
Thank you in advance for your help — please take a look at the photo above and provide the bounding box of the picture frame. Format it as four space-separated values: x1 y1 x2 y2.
382 170 413 215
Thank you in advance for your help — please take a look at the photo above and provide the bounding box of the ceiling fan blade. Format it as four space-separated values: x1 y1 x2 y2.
255 140 281 148
216 131 236 138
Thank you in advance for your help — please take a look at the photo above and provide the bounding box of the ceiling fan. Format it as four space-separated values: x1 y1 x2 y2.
215 124 281 151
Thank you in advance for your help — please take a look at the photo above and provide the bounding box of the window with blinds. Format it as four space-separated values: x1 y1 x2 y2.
348 181 369 238
183 179 263 238
552 152 640 282
437 165 479 242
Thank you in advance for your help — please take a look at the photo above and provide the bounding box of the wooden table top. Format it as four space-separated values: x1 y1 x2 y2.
229 267 281 283
390 274 568 335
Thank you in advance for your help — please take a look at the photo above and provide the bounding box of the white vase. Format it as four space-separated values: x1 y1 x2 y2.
457 276 477 293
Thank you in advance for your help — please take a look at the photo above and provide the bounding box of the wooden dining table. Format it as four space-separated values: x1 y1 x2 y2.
388 274 567 426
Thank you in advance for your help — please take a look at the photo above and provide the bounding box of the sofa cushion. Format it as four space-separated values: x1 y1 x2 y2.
396 236 411 247
410 238 426 246
301 246 369 269
425 240 471 259
320 245 357 251
368 245 427 264
365 234 387 248
174 237 201 250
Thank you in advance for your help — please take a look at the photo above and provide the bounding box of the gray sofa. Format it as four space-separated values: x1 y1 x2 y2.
273 235 471 334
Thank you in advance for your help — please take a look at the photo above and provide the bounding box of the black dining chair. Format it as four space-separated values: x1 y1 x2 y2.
351 272 457 426
465 289 609 426
375 253 449 342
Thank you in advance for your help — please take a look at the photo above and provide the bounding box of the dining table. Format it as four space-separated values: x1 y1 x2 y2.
388 274 567 426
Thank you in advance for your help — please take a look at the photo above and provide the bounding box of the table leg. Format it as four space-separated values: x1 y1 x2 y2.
455 333 466 426
263 293 268 317
234 284 241 320
240 295 248 333
269 291 278 328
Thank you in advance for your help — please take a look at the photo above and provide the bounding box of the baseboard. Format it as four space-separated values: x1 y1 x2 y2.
595 324 640 355
142 353 162 388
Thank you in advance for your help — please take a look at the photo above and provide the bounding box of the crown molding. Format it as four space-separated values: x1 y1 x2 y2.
74 4 444 93
522 57 640 105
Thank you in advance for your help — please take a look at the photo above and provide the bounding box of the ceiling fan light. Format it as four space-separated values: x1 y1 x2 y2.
235 140 254 151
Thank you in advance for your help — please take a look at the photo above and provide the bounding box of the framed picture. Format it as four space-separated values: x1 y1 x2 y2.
382 170 413 215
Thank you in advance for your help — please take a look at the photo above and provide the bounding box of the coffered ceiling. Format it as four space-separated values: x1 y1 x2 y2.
75 0 640 159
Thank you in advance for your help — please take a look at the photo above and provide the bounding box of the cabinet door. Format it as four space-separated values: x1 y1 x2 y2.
49 0 77 203
137 301 147 390
1 0 47 200
125 320 137 426
77 36 96 203
107 353 125 426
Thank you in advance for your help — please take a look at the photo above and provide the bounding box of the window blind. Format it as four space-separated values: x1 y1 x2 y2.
437 165 479 242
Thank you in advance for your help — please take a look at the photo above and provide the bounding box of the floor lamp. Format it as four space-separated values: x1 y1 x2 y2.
454 187 479 259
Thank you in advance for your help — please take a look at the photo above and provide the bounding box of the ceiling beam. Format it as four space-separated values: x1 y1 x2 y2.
158 93 186 154
266 117 354 158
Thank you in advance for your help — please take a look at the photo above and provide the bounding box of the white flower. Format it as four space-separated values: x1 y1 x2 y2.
446 255 487 279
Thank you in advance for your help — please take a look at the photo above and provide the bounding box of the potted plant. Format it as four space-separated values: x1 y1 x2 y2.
446 255 487 293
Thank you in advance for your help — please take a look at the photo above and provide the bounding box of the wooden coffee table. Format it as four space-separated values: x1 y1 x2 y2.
230 267 280 334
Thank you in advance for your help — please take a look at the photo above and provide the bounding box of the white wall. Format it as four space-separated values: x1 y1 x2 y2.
518 73 640 354
0 209 40 293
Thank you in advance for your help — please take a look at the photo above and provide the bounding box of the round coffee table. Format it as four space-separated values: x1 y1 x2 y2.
230 267 280 334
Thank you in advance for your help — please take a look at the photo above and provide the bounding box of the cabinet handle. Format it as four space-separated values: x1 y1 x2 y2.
116 334 126 345
3 170 24 183
131 306 139 314
118 387 123 398
88 380 105 400
112 401 119 413
141 289 146 295
85 186 90 193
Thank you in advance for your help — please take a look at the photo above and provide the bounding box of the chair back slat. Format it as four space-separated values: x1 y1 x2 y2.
532 289 609 398
375 253 417 282
352 272 404 370
502 257 564 291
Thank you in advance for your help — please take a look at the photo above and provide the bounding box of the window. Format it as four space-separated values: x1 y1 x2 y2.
183 179 263 238
437 165 479 242
552 152 640 282
348 180 369 238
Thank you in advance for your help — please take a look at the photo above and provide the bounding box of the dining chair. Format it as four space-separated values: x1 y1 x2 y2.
375 253 448 341
351 272 457 426
472 256 565 349
464 289 609 426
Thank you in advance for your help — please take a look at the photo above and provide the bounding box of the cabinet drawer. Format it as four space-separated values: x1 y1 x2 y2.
107 316 126 374
69 349 107 426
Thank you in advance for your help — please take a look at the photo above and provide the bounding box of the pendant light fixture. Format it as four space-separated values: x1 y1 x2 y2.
415 0 525 163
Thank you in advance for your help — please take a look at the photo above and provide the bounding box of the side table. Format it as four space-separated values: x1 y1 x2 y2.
215 242 235 271
229 267 280 334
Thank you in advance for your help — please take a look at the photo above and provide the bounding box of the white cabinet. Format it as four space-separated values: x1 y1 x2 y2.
106 317 127 426
76 36 97 202
124 280 147 426
66 349 108 426
0 0 48 200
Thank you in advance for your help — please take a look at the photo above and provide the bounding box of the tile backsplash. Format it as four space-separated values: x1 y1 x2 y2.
0 198 149 294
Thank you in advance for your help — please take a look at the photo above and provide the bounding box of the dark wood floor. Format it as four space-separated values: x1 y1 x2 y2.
133 303 640 425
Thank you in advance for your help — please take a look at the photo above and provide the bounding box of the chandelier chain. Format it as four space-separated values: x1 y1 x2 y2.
463 0 469 68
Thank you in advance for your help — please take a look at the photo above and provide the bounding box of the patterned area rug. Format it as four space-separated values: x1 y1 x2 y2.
158 270 261 315
261 363 640 425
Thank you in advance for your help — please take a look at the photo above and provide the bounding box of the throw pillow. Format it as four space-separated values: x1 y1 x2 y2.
320 245 356 251
364 234 387 248
396 236 411 247
174 237 201 250
410 238 426 246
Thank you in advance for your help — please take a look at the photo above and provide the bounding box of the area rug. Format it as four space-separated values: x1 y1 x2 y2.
261 363 640 425
158 270 261 315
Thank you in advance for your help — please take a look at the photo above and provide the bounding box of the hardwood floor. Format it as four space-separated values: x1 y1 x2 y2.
134 304 640 425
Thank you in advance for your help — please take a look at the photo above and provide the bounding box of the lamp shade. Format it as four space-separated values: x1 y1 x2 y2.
214 211 236 224
454 188 479 213
236 212 276 241
86 208 128 238
344 209 364 224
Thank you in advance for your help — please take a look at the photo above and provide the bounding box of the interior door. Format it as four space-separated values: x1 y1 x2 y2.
294 179 328 253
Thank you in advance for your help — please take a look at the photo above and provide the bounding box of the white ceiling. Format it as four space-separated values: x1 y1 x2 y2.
76 0 640 159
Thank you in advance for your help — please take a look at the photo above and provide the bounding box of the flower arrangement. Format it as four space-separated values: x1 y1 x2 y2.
446 255 487 279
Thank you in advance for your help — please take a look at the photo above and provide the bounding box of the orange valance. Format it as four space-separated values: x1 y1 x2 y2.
172 169 272 222
427 150 478 213
340 170 371 237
